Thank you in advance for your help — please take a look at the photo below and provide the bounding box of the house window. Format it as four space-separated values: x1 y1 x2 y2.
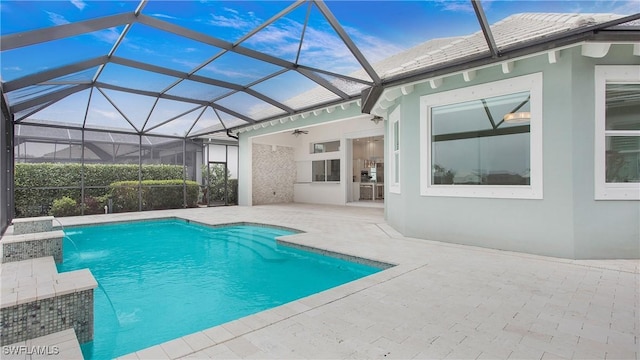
311 140 340 154
312 159 340 182
389 106 401 193
595 66 640 200
419 73 543 199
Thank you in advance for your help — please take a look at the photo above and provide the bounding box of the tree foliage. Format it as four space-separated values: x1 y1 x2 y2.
201 165 238 205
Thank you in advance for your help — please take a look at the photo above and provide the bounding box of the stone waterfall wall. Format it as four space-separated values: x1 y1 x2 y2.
252 143 296 205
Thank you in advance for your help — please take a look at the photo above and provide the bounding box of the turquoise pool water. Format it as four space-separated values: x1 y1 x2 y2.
56 219 381 359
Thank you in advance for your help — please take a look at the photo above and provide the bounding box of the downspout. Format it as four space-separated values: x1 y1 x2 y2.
226 130 239 140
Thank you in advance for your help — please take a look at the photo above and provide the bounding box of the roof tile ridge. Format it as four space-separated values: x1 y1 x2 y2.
494 12 621 27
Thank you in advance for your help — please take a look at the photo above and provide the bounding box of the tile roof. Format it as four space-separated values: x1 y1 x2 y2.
378 13 622 78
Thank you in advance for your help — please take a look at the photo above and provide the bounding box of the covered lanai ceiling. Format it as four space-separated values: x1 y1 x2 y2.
1 0 638 139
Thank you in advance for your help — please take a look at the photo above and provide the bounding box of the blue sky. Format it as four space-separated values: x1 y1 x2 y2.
1 0 638 136
3 0 637 81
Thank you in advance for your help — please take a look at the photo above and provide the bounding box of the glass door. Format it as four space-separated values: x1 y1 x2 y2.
206 162 228 206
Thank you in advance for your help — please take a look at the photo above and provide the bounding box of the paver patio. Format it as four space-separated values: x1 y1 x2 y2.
53 204 637 360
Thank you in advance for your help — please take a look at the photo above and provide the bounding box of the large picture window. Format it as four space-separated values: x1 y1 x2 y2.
594 66 640 200
420 73 543 199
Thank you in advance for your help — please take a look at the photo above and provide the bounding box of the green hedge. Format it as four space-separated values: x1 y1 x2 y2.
109 180 199 212
14 163 187 217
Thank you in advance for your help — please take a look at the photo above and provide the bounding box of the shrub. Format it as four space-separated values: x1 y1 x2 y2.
83 195 110 215
14 163 186 217
201 165 238 205
109 180 199 212
50 196 81 217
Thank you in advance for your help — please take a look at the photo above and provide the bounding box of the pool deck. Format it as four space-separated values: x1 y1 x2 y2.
53 204 638 359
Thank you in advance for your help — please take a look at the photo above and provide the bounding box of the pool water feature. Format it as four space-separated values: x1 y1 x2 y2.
56 219 381 359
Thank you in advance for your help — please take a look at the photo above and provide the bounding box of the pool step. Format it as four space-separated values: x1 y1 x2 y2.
0 256 97 346
223 229 281 247
220 232 286 261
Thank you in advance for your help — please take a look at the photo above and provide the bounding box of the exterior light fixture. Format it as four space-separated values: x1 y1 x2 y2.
503 111 531 124
292 129 308 137
371 116 383 124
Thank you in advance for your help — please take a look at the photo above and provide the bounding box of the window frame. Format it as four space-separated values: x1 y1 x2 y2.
311 140 340 154
312 159 341 182
389 106 401 194
419 72 543 199
594 65 640 200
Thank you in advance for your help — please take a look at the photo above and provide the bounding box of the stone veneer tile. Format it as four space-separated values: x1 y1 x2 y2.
252 143 296 205
12 217 54 235
2 233 62 264
0 289 94 346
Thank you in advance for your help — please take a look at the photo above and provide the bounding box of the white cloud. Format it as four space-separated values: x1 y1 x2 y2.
172 58 201 69
223 7 239 15
202 64 260 80
431 0 476 13
342 25 405 64
152 13 178 20
209 14 256 30
3 66 22 71
244 16 402 75
610 0 640 14
46 11 70 26
70 0 86 11
92 27 120 44
245 20 302 57
93 108 121 120
208 7 260 30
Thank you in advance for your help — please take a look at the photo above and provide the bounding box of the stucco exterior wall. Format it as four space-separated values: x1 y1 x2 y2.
391 45 639 259
569 45 640 259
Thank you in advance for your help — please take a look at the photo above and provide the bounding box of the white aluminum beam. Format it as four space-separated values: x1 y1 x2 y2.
4 56 108 92
11 84 91 113
314 1 381 85
472 0 499 58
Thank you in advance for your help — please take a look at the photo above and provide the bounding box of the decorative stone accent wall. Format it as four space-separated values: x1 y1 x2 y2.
0 289 94 345
252 143 296 205
12 216 54 235
2 231 63 263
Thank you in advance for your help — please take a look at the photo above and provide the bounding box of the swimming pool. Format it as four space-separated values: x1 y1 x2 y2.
56 219 382 359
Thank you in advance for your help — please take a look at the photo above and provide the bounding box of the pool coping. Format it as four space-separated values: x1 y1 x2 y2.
117 263 416 360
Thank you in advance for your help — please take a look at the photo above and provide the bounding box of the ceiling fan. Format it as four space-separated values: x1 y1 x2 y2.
292 129 308 137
